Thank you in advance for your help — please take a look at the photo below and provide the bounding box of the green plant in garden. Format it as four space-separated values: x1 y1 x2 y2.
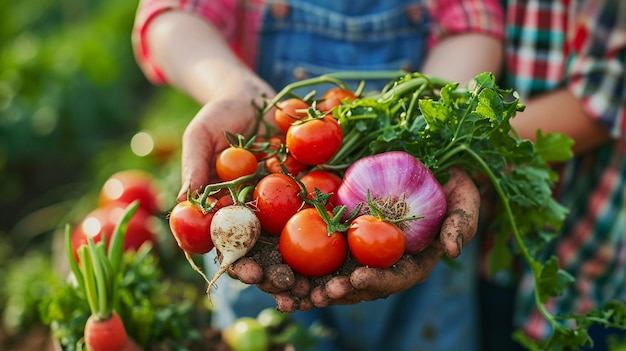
0 0 156 233
40 204 211 350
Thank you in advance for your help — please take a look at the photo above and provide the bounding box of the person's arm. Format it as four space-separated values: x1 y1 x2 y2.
421 32 502 83
512 89 611 155
423 0 504 82
142 11 275 196
511 0 625 156
144 11 266 105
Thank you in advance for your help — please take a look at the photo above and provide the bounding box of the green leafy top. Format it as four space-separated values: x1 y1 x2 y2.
327 73 572 264
257 71 625 350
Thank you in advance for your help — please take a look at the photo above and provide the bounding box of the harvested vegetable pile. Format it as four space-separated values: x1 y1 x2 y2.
169 71 626 350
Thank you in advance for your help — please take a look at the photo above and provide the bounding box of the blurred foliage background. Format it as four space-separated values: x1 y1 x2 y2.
0 0 202 344
1 0 197 243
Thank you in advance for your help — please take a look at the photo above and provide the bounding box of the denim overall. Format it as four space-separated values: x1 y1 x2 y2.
205 1 480 350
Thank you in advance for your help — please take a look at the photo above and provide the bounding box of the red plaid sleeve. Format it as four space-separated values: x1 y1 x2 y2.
131 0 237 84
427 0 505 46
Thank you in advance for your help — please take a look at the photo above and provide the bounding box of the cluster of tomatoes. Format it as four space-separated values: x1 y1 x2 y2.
170 87 407 278
70 170 162 260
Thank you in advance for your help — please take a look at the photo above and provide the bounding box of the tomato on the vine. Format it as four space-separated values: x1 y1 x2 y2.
299 170 342 209
264 152 309 176
217 194 235 208
216 147 259 182
274 98 309 135
253 173 303 235
279 208 347 277
251 135 285 161
286 115 343 165
347 215 406 269
168 200 217 255
317 87 357 112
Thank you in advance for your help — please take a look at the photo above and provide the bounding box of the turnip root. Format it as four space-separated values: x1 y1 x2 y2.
208 205 261 303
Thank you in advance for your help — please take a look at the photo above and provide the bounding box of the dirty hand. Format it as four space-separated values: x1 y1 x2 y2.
229 167 480 312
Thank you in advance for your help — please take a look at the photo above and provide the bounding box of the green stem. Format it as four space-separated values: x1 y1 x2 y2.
290 174 353 234
195 171 265 210
375 74 450 101
406 83 428 119
438 144 537 268
324 70 408 81
108 201 139 275
327 127 364 166
261 76 352 116
77 246 98 316
446 145 558 328
261 70 421 117
65 224 85 293
88 238 110 318
434 89 480 160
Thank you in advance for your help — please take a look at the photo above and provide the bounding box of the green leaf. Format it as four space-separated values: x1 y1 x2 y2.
476 88 504 123
534 131 575 163
473 72 497 89
537 256 575 304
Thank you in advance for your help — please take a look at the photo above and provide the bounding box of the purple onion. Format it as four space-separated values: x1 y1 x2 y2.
336 151 447 254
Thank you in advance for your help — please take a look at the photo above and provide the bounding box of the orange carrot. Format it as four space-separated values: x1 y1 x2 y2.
84 313 128 351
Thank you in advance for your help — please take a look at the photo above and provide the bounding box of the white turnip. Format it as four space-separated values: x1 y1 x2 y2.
208 205 261 303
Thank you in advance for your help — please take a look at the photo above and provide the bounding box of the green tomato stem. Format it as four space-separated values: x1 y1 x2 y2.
261 75 351 116
196 171 264 210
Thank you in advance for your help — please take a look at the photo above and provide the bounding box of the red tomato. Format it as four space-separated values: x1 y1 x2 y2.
317 87 357 112
299 170 342 209
216 147 259 182
274 98 309 134
251 135 285 161
72 202 158 261
279 208 347 277
217 194 235 208
347 215 406 269
286 115 343 165
253 173 303 235
99 170 162 214
168 200 217 255
264 152 309 176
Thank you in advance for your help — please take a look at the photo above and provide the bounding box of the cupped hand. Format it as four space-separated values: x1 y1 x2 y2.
228 167 480 312
177 77 276 201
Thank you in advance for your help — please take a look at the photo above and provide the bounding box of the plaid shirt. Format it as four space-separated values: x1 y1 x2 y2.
501 0 626 340
131 0 504 84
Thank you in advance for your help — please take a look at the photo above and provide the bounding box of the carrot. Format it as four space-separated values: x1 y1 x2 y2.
84 313 128 350
66 201 140 351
